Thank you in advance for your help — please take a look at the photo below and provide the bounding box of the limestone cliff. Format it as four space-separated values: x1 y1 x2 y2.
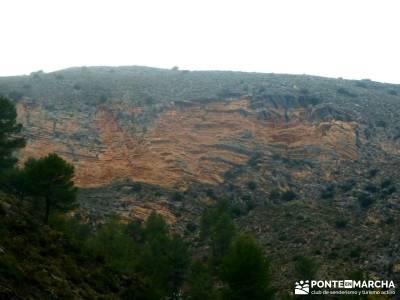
0 67 399 223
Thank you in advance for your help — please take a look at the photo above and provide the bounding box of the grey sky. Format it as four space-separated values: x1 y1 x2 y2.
1 0 399 83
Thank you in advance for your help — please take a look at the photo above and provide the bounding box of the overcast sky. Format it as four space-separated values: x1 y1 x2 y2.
1 0 399 83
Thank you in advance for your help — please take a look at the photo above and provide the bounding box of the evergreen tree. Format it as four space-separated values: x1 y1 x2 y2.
139 211 171 299
199 201 236 265
200 200 231 240
220 235 274 300
24 153 77 223
88 217 137 273
167 234 190 300
186 261 217 300
0 167 28 199
210 212 236 265
0 96 25 170
144 211 169 240
139 212 189 300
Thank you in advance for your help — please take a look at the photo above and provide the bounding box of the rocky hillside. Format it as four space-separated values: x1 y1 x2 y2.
1 67 400 290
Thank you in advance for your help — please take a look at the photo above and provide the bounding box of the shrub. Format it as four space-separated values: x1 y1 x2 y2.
382 186 396 196
186 222 197 233
231 204 244 217
364 183 378 193
171 191 184 202
381 179 392 189
280 190 297 201
358 192 374 208
294 256 318 280
270 189 297 201
340 179 355 192
132 182 142 192
321 185 335 199
334 218 348 229
368 168 378 178
384 216 395 225
247 181 257 190
350 247 361 259
206 188 215 198
337 87 357 97
328 251 339 260
245 200 256 213
270 189 281 200
241 193 252 202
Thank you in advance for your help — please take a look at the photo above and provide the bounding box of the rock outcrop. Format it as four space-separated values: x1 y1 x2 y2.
0 66 399 224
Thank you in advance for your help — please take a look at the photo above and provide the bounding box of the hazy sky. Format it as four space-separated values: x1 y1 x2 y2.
1 0 400 83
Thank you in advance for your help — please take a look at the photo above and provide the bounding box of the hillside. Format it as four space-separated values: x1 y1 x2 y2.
1 66 400 293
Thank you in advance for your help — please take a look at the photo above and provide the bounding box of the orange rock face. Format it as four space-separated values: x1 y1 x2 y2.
17 98 359 190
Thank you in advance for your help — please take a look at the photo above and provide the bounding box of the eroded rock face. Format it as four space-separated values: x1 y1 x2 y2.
1 67 399 223
13 96 365 223
17 98 359 187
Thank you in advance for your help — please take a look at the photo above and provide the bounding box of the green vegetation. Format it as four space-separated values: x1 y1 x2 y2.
210 212 236 265
334 217 348 229
0 96 25 170
321 184 335 199
220 235 274 300
0 194 276 299
186 261 217 300
247 180 257 190
200 201 237 264
337 87 357 97
24 154 77 223
270 189 297 201
294 256 318 280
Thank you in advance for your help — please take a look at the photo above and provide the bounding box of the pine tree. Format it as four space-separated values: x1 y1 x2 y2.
220 235 275 300
139 213 189 300
24 153 77 223
0 96 25 170
167 234 189 300
144 212 168 240
0 167 28 199
186 261 217 300
210 212 236 265
200 200 231 240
